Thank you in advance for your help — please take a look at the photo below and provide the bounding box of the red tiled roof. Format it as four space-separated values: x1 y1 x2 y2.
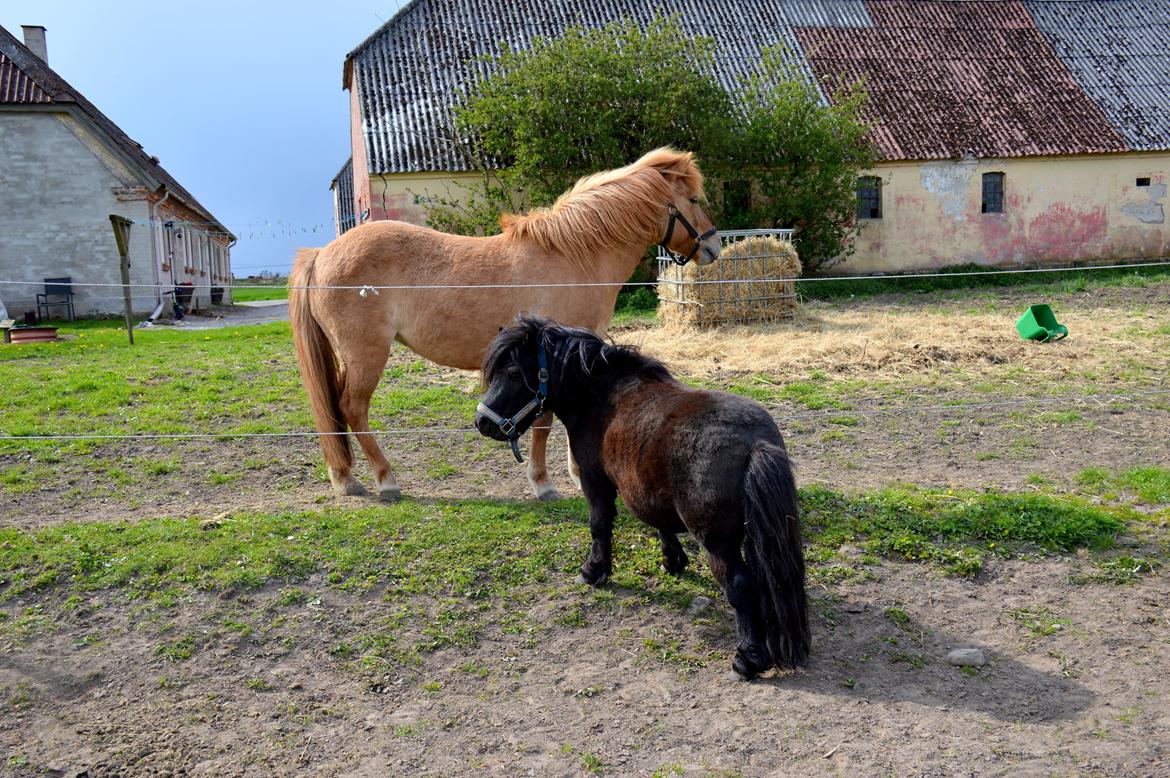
795 0 1128 160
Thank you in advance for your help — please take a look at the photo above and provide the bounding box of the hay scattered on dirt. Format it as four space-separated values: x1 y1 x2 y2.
623 300 1167 382
657 236 801 328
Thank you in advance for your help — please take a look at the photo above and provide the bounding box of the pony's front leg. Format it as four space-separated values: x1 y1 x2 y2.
526 411 561 501
576 476 617 585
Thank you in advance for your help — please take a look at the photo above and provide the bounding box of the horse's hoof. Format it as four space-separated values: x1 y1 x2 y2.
536 486 562 502
337 481 368 497
575 571 609 586
378 487 402 503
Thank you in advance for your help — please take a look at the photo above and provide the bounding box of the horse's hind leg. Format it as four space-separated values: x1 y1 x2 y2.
707 547 769 680
527 411 561 500
336 340 400 501
659 530 689 574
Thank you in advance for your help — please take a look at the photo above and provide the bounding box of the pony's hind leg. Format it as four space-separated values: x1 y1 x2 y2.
707 547 770 681
336 341 400 501
567 448 582 492
659 530 689 574
526 411 561 500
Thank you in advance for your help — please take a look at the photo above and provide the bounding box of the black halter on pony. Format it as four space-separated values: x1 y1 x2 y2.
476 339 550 463
660 202 717 266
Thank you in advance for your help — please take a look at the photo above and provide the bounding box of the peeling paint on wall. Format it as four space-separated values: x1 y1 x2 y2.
1028 203 1109 260
919 161 975 222
1121 183 1167 224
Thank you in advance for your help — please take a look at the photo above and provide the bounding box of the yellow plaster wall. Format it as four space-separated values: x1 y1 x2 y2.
363 155 1169 272
364 172 483 225
851 153 1169 273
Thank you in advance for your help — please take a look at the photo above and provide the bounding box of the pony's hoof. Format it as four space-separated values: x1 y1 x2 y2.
536 486 562 502
575 571 609 586
378 487 402 503
337 481 368 497
663 552 689 574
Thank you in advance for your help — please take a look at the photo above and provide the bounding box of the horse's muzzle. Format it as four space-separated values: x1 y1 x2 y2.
696 235 721 266
474 412 509 441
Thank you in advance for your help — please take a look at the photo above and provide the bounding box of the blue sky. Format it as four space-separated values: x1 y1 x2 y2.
3 1 407 275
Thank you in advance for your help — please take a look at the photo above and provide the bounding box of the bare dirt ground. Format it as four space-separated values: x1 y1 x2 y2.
2 283 1168 776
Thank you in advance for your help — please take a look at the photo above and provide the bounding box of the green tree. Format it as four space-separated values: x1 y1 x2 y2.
421 21 874 274
718 47 875 272
421 15 732 234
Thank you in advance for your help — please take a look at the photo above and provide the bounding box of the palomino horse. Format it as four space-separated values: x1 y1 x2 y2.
291 148 719 501
476 318 810 679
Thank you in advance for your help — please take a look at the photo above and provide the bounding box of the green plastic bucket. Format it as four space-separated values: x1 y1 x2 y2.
1016 304 1068 342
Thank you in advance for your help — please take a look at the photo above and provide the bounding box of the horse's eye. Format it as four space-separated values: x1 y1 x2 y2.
506 366 522 380
689 197 699 204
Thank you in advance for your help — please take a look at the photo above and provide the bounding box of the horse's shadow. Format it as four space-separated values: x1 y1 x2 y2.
398 497 1092 721
746 593 1094 722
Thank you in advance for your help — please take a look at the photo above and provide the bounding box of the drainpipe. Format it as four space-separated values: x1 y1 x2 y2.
147 190 171 306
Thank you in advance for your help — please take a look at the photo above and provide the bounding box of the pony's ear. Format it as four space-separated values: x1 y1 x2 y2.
499 213 520 231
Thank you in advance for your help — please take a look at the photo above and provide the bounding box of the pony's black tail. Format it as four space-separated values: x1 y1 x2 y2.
743 441 810 669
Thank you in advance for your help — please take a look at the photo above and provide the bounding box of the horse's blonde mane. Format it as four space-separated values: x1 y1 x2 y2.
500 148 704 268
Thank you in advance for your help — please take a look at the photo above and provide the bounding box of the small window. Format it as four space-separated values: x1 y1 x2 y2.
982 172 1005 214
1136 177 1151 187
856 176 882 219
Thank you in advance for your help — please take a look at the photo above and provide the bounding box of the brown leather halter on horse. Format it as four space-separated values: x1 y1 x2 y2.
290 148 720 501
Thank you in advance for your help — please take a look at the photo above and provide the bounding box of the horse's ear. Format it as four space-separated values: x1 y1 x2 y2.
499 213 519 231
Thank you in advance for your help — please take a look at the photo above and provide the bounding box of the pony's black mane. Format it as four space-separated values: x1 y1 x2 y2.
483 317 672 394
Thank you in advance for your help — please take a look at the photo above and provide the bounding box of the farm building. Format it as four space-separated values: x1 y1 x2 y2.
0 24 234 320
332 0 1169 273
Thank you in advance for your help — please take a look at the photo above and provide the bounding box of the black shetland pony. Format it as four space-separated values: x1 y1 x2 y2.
475 317 810 680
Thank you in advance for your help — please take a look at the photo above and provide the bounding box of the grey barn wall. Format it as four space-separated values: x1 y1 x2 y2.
0 111 158 318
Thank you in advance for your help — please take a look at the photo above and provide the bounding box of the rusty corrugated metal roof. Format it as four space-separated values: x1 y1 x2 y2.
797 1 1128 160
346 0 872 174
346 0 1169 174
0 24 234 238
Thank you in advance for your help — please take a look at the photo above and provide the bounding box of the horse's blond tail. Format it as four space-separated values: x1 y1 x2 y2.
289 248 352 477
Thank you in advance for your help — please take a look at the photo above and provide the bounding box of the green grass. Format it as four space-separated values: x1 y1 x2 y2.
1076 466 1170 505
0 320 479 463
230 280 289 302
0 486 1132 619
799 262 1170 301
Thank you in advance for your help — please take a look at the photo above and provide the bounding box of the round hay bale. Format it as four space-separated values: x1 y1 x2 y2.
658 236 801 329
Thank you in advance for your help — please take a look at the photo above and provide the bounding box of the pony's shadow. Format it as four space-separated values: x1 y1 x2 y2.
749 594 1094 722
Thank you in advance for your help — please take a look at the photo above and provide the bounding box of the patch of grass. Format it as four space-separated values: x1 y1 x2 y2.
155 634 197 662
1074 556 1160 586
1076 465 1170 505
801 485 1125 577
799 262 1170 301
883 606 912 631
230 280 289 302
144 457 181 476
426 459 459 479
1008 606 1072 637
245 677 273 691
581 751 607 773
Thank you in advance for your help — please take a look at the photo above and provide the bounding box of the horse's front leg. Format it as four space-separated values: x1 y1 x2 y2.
576 475 617 585
526 411 561 501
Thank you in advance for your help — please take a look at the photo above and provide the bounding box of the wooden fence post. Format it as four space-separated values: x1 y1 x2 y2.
109 215 134 345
